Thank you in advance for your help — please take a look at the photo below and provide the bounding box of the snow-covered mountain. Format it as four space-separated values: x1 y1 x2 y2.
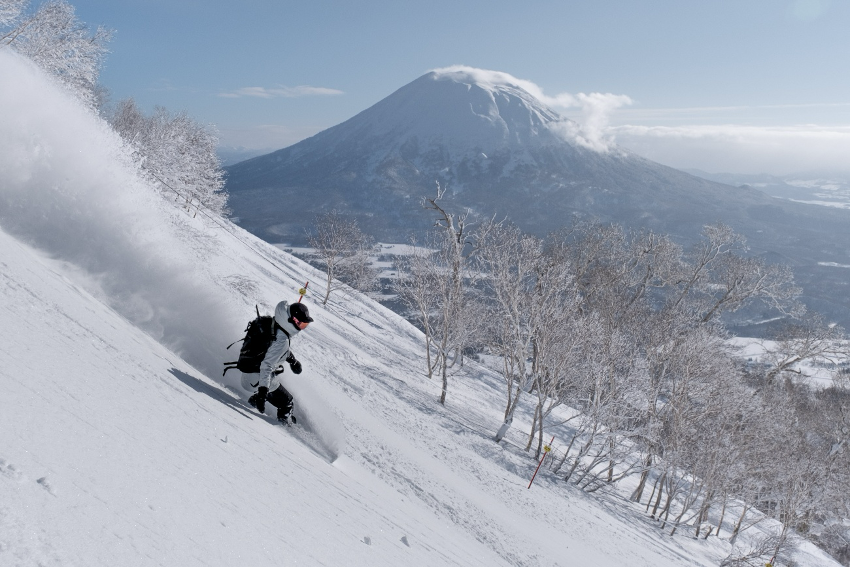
224 66 786 242
225 67 850 331
225 67 747 241
1 51 839 566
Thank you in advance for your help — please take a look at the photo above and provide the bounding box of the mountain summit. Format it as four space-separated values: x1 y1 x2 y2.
330 66 577 152
226 68 850 329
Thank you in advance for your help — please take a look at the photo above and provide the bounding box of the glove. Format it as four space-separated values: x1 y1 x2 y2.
256 386 268 413
286 353 302 374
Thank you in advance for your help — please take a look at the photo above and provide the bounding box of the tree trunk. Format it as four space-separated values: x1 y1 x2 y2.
694 490 714 538
323 270 333 305
650 473 666 518
729 504 749 546
535 419 545 461
646 473 661 513
553 432 578 473
564 452 582 483
573 450 606 487
714 493 727 538
670 493 692 536
494 419 512 443
494 397 520 442
660 493 673 529
770 523 789 566
525 405 540 451
439 362 448 405
632 453 654 502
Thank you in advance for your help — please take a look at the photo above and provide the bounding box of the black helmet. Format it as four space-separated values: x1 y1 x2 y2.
289 302 314 323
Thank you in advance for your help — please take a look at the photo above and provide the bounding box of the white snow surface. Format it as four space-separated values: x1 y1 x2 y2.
0 51 838 566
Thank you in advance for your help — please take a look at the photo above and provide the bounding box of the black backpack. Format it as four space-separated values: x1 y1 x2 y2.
223 307 289 376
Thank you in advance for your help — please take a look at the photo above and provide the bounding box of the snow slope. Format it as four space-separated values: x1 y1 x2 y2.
0 51 837 566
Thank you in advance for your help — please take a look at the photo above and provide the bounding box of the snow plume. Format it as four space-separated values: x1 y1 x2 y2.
281 374 346 461
431 65 632 152
0 50 240 378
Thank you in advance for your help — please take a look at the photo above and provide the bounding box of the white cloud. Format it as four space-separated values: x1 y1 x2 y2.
612 123 850 174
611 102 850 125
430 65 632 152
566 92 634 152
219 85 343 99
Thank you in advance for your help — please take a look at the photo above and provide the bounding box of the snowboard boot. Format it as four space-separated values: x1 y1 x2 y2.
248 392 260 410
277 409 296 426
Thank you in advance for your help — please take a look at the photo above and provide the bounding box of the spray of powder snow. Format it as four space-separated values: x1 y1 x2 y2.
0 50 241 379
280 374 346 461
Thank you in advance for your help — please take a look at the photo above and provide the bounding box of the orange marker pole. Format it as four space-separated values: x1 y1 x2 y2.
297 281 309 302
527 436 555 489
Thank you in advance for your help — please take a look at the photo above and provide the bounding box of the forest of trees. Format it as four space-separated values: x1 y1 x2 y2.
394 186 850 566
1 0 228 217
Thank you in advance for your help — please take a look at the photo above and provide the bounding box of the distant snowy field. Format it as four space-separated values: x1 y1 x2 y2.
727 336 845 389
784 177 850 209
0 50 838 566
688 169 850 212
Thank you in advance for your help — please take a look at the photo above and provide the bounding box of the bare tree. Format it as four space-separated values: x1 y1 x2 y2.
1 0 112 109
668 223 802 323
721 531 799 567
555 323 646 491
547 223 689 499
475 221 576 441
394 238 441 379
699 254 802 324
394 184 482 405
670 223 743 312
618 224 802 504
309 211 378 305
521 263 587 458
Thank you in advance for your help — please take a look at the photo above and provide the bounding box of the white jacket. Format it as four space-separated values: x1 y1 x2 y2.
240 301 301 392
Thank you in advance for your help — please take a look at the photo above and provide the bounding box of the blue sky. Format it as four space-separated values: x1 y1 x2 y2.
71 0 850 174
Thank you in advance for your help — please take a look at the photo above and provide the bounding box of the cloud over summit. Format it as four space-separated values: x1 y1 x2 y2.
430 65 633 152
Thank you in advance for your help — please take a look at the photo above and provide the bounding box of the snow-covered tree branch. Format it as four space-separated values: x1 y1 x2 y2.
1 0 112 109
109 98 228 217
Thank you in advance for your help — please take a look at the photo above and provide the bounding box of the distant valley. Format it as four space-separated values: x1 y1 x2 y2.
686 169 850 210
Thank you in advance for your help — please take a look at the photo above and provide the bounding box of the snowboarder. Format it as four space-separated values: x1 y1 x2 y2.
241 300 313 424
